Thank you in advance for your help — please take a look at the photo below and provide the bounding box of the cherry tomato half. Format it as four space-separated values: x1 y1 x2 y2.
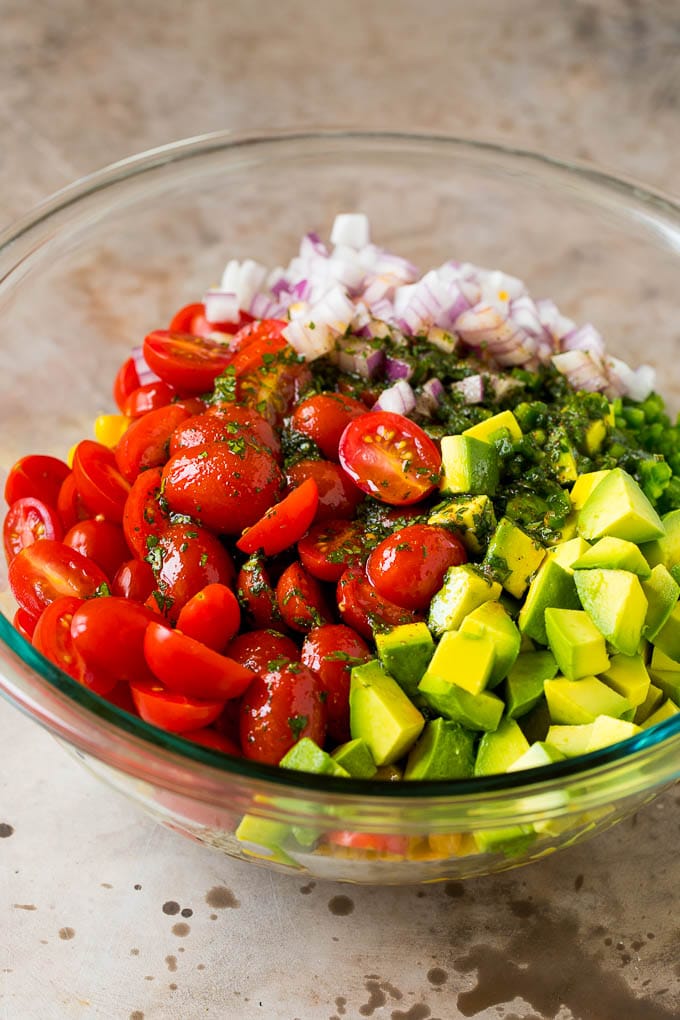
143 330 234 394
13 608 38 641
286 459 362 523
63 519 131 581
57 473 92 532
338 411 442 506
236 555 283 630
8 540 108 618
113 357 142 412
291 392 366 461
297 518 366 582
239 661 327 765
3 497 63 564
336 567 423 640
4 454 71 509
176 583 241 652
144 622 255 701
236 478 318 556
72 441 130 523
122 381 177 418
130 678 225 733
71 597 157 688
301 624 371 742
32 595 85 681
122 466 166 559
151 522 235 621
114 404 190 483
112 558 156 603
276 561 333 633
176 406 281 460
366 524 467 610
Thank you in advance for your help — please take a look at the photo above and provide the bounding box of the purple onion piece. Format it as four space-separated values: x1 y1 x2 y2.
373 380 416 416
451 375 485 404
385 355 413 381
335 339 385 380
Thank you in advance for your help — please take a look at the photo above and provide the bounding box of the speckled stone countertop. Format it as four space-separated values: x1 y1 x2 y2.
2 2 680 1018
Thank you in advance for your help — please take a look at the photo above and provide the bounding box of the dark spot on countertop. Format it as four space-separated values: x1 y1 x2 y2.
0 823 14 838
453 906 679 1020
162 901 180 916
328 895 354 916
416 890 426 898
574 874 585 892
100 882 113 889
359 977 403 1016
169 983 177 991
205 885 240 909
335 995 347 1015
443 882 464 898
391 1006 431 1020
134 884 142 891
209 913 218 920
13 904 37 911
181 907 192 918
509 899 536 919
427 967 448 986
165 955 177 973
300 881 316 894
129 1012 144 1020
144 975 154 982
171 923 190 938
197 964 205 971
58 928 75 941
130 948 139 956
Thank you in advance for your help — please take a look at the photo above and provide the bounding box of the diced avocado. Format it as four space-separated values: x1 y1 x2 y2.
548 511 579 545
459 601 520 688
418 669 504 732
599 653 650 708
507 740 566 771
672 564 680 586
641 565 680 641
647 670 680 705
577 468 665 544
570 470 611 511
549 536 591 571
424 630 495 696
473 825 536 856
572 537 651 578
544 675 632 724
641 698 680 729
235 815 298 867
439 434 499 496
349 660 425 765
546 723 595 757
574 568 648 657
584 416 610 456
505 650 559 718
585 715 641 752
483 517 546 599
428 564 501 636
279 738 350 777
518 698 551 743
375 623 434 700
331 738 377 778
544 608 610 680
474 717 530 776
463 409 522 444
650 646 680 673
428 494 496 556
404 718 476 780
653 602 680 662
518 558 580 646
634 683 664 724
640 509 680 570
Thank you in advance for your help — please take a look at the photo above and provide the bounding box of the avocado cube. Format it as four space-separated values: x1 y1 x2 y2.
549 512 579 545
546 723 595 757
505 650 559 718
404 718 476 780
424 630 495 696
641 698 680 728
507 740 566 771
574 568 649 657
235 815 298 867
544 608 610 680
331 738 377 778
577 468 665 544
518 558 580 646
641 564 680 641
439 434 499 496
473 825 536 856
483 517 546 599
428 564 502 636
650 646 680 673
570 470 611 511
640 508 680 570
544 676 632 725
653 602 680 662
418 671 504 732
349 660 425 765
549 536 592 572
474 717 530 776
463 409 523 444
428 494 497 555
634 683 664 724
279 738 351 777
572 537 652 578
599 653 650 708
645 670 680 705
460 600 521 688
584 715 642 752
375 623 434 699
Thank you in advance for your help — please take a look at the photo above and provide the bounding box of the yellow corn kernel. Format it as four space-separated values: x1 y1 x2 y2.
94 414 129 448
66 443 79 468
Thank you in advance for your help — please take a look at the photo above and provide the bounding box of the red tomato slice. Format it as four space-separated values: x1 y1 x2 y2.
114 403 190 483
112 558 156 603
174 406 281 460
286 459 362 523
71 597 157 687
239 660 327 765
14 607 39 641
236 555 284 630
326 830 409 855
297 518 366 582
4 455 71 509
236 479 318 556
8 540 108 618
144 622 255 701
227 629 299 677
123 381 177 418
336 567 423 640
229 318 288 363
169 302 254 337
130 678 225 733
56 473 92 532
366 524 467 610
3 497 63 564
179 727 242 755
176 583 241 652
64 519 131 581
338 411 442 506
72 441 131 523
113 357 141 412
301 624 371 743
151 522 235 621
276 561 333 633
32 595 85 680
143 330 234 394
291 392 367 461
122 466 166 559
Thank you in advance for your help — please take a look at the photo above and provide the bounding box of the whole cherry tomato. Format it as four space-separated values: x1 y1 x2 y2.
286 459 362 523
8 540 108 618
3 497 63 564
175 406 281 460
297 518 366 582
71 596 157 687
291 392 366 461
123 381 177 418
301 624 371 742
176 583 241 652
236 555 284 630
366 524 467 610
64 519 131 581
336 567 423 640
239 660 327 765
227 629 299 677
276 561 333 633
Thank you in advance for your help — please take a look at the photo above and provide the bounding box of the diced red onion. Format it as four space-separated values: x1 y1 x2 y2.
536 299 577 343
329 245 367 291
300 232 329 259
203 289 240 324
552 350 610 392
451 375 485 404
561 322 605 357
330 213 370 249
385 355 413 382
479 269 527 310
415 378 445 418
334 338 385 379
627 364 656 403
455 303 537 366
249 292 286 320
219 259 268 311
373 379 416 415
131 345 162 386
282 319 334 361
426 326 459 355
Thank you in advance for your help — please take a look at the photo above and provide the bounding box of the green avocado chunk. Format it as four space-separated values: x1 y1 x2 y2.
279 738 351 777
235 816 298 868
599 653 651 708
424 630 495 695
517 557 580 646
463 409 523 443
349 660 425 765
483 517 546 599
641 509 680 570
574 568 648 657
653 602 680 662
428 564 502 636
569 470 611 511
585 716 642 752
505 650 559 718
634 683 665 724
577 468 665 544
418 667 504 732
642 698 680 728
645 669 680 705
474 717 530 776
641 565 680 641
544 608 610 680
439 434 499 496
544 675 632 725
375 622 434 700
330 738 377 778
404 718 476 780
549 537 591 571
571 536 651 578
545 723 595 757
428 494 497 556
459 600 521 688
507 740 566 771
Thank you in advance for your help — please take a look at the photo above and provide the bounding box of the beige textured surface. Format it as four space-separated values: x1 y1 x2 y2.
1 2 680 1018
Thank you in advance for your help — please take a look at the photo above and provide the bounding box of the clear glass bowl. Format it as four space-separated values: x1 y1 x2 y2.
1 130 680 885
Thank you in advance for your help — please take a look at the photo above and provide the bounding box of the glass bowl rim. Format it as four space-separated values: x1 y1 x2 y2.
2 126 680 802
